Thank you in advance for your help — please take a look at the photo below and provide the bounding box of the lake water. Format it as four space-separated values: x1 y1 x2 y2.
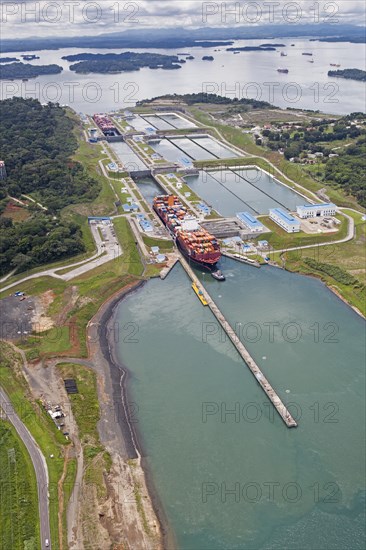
1 39 365 114
185 168 305 215
115 260 366 550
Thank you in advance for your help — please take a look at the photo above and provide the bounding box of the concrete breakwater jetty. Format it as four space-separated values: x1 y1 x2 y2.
179 255 298 428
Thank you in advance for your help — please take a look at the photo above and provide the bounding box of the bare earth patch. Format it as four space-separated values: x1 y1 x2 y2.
31 290 55 332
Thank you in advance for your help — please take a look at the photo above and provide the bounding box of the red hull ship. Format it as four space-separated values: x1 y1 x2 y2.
153 195 221 266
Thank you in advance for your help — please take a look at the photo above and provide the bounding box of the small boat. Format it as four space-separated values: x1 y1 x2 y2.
280 52 287 57
330 63 341 67
302 52 313 56
211 269 225 281
192 282 208 305
308 60 314 63
277 68 289 74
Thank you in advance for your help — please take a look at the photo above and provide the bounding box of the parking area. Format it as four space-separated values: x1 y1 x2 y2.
300 216 340 234
0 293 37 340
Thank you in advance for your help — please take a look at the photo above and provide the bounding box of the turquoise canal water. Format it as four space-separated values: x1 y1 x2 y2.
115 260 365 549
135 175 164 204
185 169 304 216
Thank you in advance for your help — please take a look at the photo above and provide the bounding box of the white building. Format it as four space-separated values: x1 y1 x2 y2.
296 203 337 219
236 212 265 233
0 160 6 180
269 208 301 233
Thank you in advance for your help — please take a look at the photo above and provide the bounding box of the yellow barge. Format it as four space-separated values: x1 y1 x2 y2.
192 282 208 306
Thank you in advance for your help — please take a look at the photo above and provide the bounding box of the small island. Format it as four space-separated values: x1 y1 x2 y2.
226 46 276 52
0 57 19 63
260 43 286 47
0 62 63 79
202 56 214 61
328 68 366 82
62 52 183 74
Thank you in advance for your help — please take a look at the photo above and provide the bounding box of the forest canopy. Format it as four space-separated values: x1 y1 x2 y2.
0 97 100 274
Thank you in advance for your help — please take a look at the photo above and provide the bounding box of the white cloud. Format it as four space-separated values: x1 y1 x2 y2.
0 1 364 39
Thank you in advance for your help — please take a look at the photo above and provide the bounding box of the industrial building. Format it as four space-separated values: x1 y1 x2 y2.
296 203 337 219
236 212 265 233
269 208 301 233
0 160 6 180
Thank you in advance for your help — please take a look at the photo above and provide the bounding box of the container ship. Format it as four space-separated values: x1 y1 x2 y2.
153 195 222 268
92 114 120 137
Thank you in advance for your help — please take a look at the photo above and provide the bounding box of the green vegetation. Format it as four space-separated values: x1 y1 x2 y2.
0 215 85 276
63 52 183 74
0 420 40 550
259 215 348 248
56 362 112 545
0 57 19 62
0 98 101 276
0 342 70 549
7 218 144 360
0 62 62 79
113 217 144 276
262 114 366 207
57 363 111 480
61 458 77 545
0 98 99 211
324 137 366 207
303 257 364 287
328 68 366 81
140 92 271 109
142 235 174 252
275 211 366 315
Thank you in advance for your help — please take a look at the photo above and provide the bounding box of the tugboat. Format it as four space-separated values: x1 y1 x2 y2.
211 269 226 281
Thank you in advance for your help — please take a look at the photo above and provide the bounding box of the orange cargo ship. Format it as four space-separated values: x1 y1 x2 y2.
153 195 221 266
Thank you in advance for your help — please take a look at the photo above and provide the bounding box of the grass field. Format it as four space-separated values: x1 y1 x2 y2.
142 235 174 252
0 419 40 550
259 214 348 250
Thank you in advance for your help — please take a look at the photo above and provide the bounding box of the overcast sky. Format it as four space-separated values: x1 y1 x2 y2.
1 1 365 40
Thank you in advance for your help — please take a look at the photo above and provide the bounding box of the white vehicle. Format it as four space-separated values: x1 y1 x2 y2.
45 539 49 547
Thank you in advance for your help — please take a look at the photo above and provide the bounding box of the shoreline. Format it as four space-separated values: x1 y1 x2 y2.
281 264 366 320
90 279 176 550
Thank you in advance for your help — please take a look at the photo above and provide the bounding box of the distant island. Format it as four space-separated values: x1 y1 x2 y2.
0 57 19 63
202 56 214 61
328 69 366 82
259 43 286 47
138 92 272 110
63 52 183 73
227 46 276 52
311 36 366 44
1 23 364 53
0 62 63 79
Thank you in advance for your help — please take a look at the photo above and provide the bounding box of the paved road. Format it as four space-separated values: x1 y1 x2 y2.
0 387 51 550
0 220 122 293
